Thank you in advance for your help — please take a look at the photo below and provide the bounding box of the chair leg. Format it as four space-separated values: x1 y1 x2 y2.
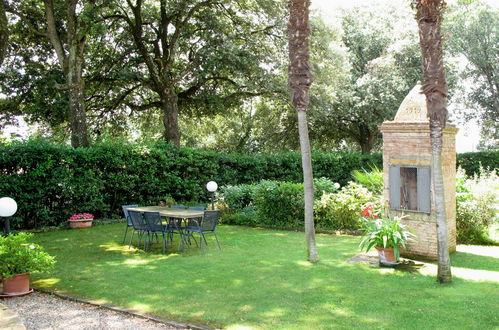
200 233 204 250
129 230 135 248
214 232 221 250
144 231 150 251
122 225 129 244
162 232 167 253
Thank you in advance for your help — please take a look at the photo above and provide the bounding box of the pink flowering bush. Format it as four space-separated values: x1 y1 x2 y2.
68 213 94 221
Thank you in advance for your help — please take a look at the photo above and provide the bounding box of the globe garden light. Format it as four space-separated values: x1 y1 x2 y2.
0 197 18 234
206 181 218 210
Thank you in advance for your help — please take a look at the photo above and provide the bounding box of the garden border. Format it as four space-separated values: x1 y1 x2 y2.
34 287 214 330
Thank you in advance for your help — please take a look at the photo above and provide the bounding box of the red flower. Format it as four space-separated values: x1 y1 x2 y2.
362 205 372 217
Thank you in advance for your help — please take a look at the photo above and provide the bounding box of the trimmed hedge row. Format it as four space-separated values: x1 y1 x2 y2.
0 139 495 229
0 140 380 229
457 151 499 177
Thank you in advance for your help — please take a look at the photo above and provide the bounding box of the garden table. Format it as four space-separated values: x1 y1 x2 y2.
128 206 204 250
127 206 204 219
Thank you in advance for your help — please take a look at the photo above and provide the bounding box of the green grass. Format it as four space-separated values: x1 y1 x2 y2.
30 224 499 329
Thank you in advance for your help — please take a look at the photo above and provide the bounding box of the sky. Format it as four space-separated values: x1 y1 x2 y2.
310 0 486 152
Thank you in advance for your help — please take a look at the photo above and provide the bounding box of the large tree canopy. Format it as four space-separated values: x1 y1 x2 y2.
444 1 498 149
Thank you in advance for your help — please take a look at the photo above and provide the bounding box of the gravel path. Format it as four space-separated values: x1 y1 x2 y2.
3 291 181 330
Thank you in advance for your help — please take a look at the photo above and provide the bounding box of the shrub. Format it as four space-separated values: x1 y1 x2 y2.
314 182 376 230
352 166 384 195
0 233 56 279
221 206 258 226
0 139 493 229
313 177 341 199
457 151 499 177
456 168 498 244
220 184 257 212
253 181 304 228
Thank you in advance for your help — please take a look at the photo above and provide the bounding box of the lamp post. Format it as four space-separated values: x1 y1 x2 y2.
0 197 17 235
206 181 218 210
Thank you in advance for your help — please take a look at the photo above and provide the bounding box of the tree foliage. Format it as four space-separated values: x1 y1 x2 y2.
444 1 498 149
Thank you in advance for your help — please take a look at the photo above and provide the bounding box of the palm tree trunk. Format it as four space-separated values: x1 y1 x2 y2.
0 0 8 66
288 0 318 263
415 0 452 283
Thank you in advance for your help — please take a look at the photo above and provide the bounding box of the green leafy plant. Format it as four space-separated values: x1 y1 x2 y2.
0 233 56 279
359 204 415 260
314 182 375 230
456 167 498 244
352 165 384 195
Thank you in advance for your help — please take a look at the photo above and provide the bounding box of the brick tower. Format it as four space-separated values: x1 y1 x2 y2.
379 84 458 260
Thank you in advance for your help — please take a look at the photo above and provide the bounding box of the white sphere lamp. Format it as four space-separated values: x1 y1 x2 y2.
206 181 218 210
0 197 17 234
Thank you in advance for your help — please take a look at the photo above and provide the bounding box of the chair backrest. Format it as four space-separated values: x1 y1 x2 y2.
128 210 146 230
171 205 186 209
201 210 220 231
122 204 139 226
142 211 162 230
188 206 205 210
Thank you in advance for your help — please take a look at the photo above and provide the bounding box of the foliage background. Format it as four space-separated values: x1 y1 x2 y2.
1 139 495 230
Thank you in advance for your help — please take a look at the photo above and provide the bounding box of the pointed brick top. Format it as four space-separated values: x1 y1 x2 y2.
394 84 428 122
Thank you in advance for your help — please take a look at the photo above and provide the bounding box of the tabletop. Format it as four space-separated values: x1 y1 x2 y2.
128 206 204 218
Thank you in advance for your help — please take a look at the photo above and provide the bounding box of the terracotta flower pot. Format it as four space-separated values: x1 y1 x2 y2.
375 246 398 264
69 219 93 229
2 273 30 295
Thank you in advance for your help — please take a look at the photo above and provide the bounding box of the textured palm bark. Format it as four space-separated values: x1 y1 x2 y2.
415 0 452 283
0 0 8 66
288 0 318 263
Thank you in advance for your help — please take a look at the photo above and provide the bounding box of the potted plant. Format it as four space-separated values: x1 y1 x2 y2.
359 202 415 265
68 213 94 229
0 233 56 296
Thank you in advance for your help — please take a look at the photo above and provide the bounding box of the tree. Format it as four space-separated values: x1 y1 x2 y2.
1 0 105 147
115 0 285 146
0 0 8 66
288 0 318 263
445 2 498 149
329 4 422 153
414 0 452 283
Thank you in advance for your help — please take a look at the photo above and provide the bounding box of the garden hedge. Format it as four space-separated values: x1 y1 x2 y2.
0 139 495 229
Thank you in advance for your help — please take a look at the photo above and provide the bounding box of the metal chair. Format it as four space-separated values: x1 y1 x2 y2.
127 210 148 250
122 204 138 243
184 206 206 246
143 211 172 253
185 210 221 250
171 205 186 209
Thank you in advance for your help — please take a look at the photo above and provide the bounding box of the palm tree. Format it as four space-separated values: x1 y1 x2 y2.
288 0 318 262
414 0 452 283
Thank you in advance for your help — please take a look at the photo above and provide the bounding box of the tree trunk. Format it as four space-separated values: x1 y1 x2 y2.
160 92 180 147
0 0 8 66
288 0 318 263
298 109 319 261
415 0 452 283
44 0 89 148
67 50 89 148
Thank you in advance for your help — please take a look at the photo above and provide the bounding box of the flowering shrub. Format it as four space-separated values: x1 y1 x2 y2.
68 213 94 221
362 201 383 219
359 205 414 260
456 167 498 244
314 182 375 230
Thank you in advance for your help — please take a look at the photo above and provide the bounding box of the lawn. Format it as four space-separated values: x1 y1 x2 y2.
31 224 498 329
